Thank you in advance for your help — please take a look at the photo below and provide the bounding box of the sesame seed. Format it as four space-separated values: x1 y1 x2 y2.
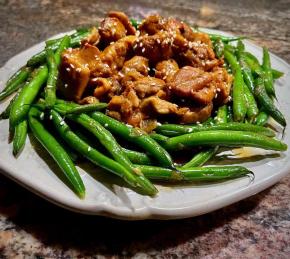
60 120 65 126
188 128 193 133
64 83 68 88
88 147 92 152
104 123 108 127
49 115 53 120
39 112 44 120
142 48 145 53
66 67 70 72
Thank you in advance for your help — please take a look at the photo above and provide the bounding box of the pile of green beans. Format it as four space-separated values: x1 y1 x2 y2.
0 19 287 199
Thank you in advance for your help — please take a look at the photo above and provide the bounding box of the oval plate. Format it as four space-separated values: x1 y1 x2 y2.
0 29 289 220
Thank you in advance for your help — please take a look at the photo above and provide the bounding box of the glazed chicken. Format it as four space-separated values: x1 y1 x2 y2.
59 12 232 131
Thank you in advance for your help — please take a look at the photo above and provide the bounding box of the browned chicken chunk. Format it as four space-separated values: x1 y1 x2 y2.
168 66 215 105
122 56 149 76
108 11 136 35
155 59 179 83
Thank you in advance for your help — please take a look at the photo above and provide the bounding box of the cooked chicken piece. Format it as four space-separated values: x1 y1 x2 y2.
81 27 100 46
139 14 166 35
106 110 122 121
132 77 165 98
155 59 179 83
100 35 137 72
92 78 112 99
212 67 233 104
186 31 212 46
139 15 211 46
133 31 175 63
179 44 219 70
59 44 100 101
121 70 144 85
108 88 142 127
122 56 149 76
140 119 158 133
91 77 122 100
141 96 178 115
99 17 127 44
108 11 136 35
176 103 213 124
168 66 215 105
78 96 99 104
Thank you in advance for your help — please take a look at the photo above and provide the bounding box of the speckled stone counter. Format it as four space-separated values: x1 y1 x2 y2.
0 0 290 258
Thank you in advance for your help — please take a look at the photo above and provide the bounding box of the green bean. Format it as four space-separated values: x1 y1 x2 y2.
55 104 157 196
45 28 89 46
157 122 275 137
224 50 247 121
271 69 284 79
243 82 259 122
254 77 286 127
181 146 219 169
73 125 152 165
213 38 224 58
163 130 287 151
183 104 228 169
45 48 58 108
123 148 152 165
236 40 245 58
27 30 89 67
215 105 228 124
10 37 70 130
208 34 247 43
0 92 19 120
138 165 253 182
244 53 263 76
9 66 48 130
28 107 85 198
181 105 226 169
0 67 31 101
53 35 71 65
232 68 247 122
91 112 174 168
45 36 70 108
224 50 240 73
255 111 269 126
239 54 255 93
13 120 28 156
62 103 107 115
149 133 169 143
244 51 283 79
50 110 157 196
224 44 236 54
262 47 275 97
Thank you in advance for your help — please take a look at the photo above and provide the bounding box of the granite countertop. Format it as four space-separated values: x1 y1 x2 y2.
0 0 290 258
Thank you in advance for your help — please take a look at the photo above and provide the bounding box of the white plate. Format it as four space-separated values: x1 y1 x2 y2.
0 29 290 220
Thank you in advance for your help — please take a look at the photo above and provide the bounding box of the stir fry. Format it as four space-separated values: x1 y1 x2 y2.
0 12 287 198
